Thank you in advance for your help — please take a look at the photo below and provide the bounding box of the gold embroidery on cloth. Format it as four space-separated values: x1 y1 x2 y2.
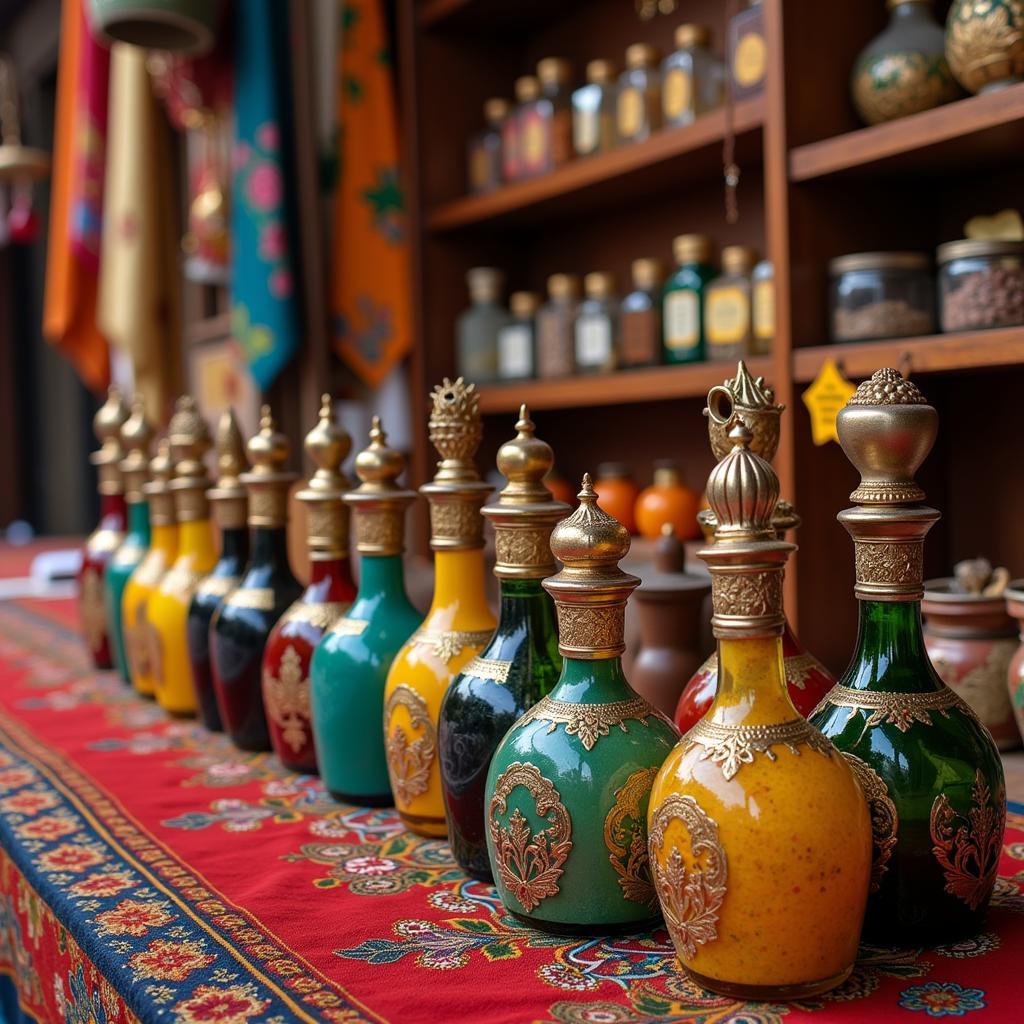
648 794 727 961
516 695 661 751
79 567 107 653
462 656 512 684
384 685 437 804
280 600 348 631
604 766 658 909
815 683 973 742
842 752 898 893
488 761 572 912
684 718 834 781
263 644 311 754
409 627 493 663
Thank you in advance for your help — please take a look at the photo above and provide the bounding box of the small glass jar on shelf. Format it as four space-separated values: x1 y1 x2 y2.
531 57 574 174
616 43 661 145
504 76 539 183
729 0 767 99
456 267 512 384
704 244 757 361
937 239 1024 332
467 98 508 194
575 271 619 374
752 258 774 354
829 251 935 342
620 257 664 368
662 24 725 127
572 59 618 158
663 233 715 364
497 291 539 382
536 273 581 379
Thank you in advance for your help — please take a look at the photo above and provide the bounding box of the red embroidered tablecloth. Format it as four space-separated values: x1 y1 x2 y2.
0 590 1022 1024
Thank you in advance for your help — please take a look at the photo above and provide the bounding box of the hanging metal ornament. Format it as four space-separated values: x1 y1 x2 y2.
0 55 50 183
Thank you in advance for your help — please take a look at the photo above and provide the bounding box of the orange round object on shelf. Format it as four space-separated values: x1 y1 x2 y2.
634 462 701 540
592 462 638 533
544 470 576 507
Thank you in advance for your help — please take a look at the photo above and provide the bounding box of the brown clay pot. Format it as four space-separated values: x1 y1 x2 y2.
1004 581 1024 743
922 578 1021 751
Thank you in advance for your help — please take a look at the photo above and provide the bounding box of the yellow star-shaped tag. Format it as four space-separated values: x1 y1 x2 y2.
802 359 856 446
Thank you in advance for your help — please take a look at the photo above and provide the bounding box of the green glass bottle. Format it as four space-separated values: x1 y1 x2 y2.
439 405 568 881
811 368 1006 945
485 474 679 932
662 233 715 365
104 395 153 684
310 416 422 804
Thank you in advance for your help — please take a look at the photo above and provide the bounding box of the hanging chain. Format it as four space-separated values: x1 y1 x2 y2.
723 0 740 224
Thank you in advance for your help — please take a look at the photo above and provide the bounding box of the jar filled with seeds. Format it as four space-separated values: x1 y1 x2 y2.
937 239 1024 332
829 251 935 342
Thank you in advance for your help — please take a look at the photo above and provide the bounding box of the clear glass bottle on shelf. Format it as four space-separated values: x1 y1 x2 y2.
572 59 618 157
504 76 539 183
729 0 767 99
663 233 715 364
531 57 574 174
704 245 757 361
574 271 619 375
616 43 662 145
467 97 509 194
661 24 726 127
536 273 580 379
751 258 774 354
456 267 511 385
497 291 539 382
620 257 664 368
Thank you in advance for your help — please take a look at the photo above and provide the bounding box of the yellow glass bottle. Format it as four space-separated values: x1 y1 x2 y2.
383 378 496 837
647 420 872 1000
148 397 216 716
123 439 178 697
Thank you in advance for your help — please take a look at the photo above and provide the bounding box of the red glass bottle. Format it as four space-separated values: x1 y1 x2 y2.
262 396 356 773
80 387 129 669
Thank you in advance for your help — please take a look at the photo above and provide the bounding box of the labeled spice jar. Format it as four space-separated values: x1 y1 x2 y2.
456 267 511 384
467 98 508 194
752 258 774 353
729 0 767 99
829 251 935 342
620 257 664 367
529 57 574 175
616 43 661 144
704 244 757 361
504 76 539 183
572 59 617 158
497 291 538 381
663 233 715 363
593 461 638 533
575 271 618 374
661 23 725 127
937 239 1024 332
536 273 580 379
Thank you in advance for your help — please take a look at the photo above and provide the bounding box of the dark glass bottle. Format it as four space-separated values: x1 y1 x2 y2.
210 407 302 751
662 234 715 364
187 410 250 732
439 406 567 880
811 369 1005 945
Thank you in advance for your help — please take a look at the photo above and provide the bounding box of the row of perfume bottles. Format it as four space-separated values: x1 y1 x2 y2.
79 361 1005 1003
456 244 774 384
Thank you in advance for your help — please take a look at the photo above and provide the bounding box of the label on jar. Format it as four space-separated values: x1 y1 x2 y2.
520 110 545 173
733 32 766 88
536 311 573 378
617 86 643 140
662 67 692 122
664 291 699 350
574 108 598 156
498 324 534 379
706 287 749 345
620 309 658 365
754 280 775 341
575 314 613 368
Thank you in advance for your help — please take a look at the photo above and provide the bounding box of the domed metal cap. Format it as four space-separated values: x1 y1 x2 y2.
245 405 290 477
91 386 129 495
705 422 779 542
208 410 249 530
353 415 407 490
119 394 153 502
167 396 213 522
296 395 352 559
142 437 177 526
241 405 297 529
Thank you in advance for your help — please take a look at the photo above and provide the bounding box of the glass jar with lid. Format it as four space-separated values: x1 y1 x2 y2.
620 257 664 368
504 76 539 183
467 98 508 194
616 43 661 145
536 273 581 379
497 291 539 381
937 239 1024 332
575 271 619 375
456 267 512 384
572 59 618 157
704 244 757 361
829 252 935 342
729 0 767 99
533 57 574 173
661 23 725 127
663 233 715 364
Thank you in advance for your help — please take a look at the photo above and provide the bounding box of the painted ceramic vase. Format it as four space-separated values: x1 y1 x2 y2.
811 369 1006 945
186 410 250 732
310 416 421 804
439 405 567 880
384 378 496 838
104 395 152 683
1005 582 1024 739
649 422 871 999
147 397 216 716
263 396 356 773
80 387 129 670
122 439 178 697
947 0 1024 94
211 407 302 751
485 475 678 933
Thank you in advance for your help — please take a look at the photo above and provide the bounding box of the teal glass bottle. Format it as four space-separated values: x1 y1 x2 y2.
310 416 421 804
811 368 1005 945
485 475 679 932
104 395 153 684
662 233 716 364
439 405 568 880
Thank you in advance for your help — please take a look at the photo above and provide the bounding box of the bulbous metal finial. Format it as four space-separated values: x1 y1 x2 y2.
119 395 153 499
246 405 290 476
214 410 248 487
93 386 129 450
550 473 632 571
302 394 351 494
495 404 555 505
354 415 406 490
168 395 212 483
705 421 779 541
428 377 482 482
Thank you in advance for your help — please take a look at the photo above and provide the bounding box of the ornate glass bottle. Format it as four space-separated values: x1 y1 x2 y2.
80 387 129 669
104 395 152 684
384 378 496 837
485 474 678 932
211 407 302 751
148 397 216 716
439 405 567 881
186 411 250 732
263 396 356 773
122 439 178 697
310 416 422 804
811 368 1006 944
649 421 872 999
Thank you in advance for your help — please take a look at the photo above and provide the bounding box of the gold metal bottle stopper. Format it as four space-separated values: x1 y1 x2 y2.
143 438 176 527
207 410 250 531
295 394 353 561
344 415 416 557
542 473 639 659
119 394 153 505
241 406 296 529
483 404 570 580
836 367 938 602
167 396 213 523
420 377 491 550
91 386 130 496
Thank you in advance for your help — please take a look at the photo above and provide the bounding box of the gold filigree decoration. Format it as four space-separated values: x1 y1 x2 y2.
354 512 403 555
428 502 484 546
195 575 239 599
488 761 572 912
842 752 898 894
125 602 153 679
815 683 972 742
648 794 727 961
555 605 624 653
262 644 310 753
409 627 493 664
224 587 276 611
495 527 555 572
329 617 369 638
145 609 164 685
930 769 1005 912
604 767 658 909
516 695 661 752
710 570 782 618
79 567 107 652
854 541 923 586
384 685 437 804
684 717 834 781
462 656 512 684
783 653 819 689
947 1 1024 95
160 566 204 596
280 600 348 631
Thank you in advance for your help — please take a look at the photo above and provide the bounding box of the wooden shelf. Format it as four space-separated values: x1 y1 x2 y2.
792 326 1024 383
428 97 765 232
477 357 774 413
789 84 1024 182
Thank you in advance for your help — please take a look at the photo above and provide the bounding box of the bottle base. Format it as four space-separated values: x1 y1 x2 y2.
683 964 853 1001
329 790 393 808
398 811 448 838
509 911 663 937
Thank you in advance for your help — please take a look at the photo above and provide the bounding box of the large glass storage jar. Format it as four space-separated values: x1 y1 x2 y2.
829 251 935 342
937 239 1024 332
